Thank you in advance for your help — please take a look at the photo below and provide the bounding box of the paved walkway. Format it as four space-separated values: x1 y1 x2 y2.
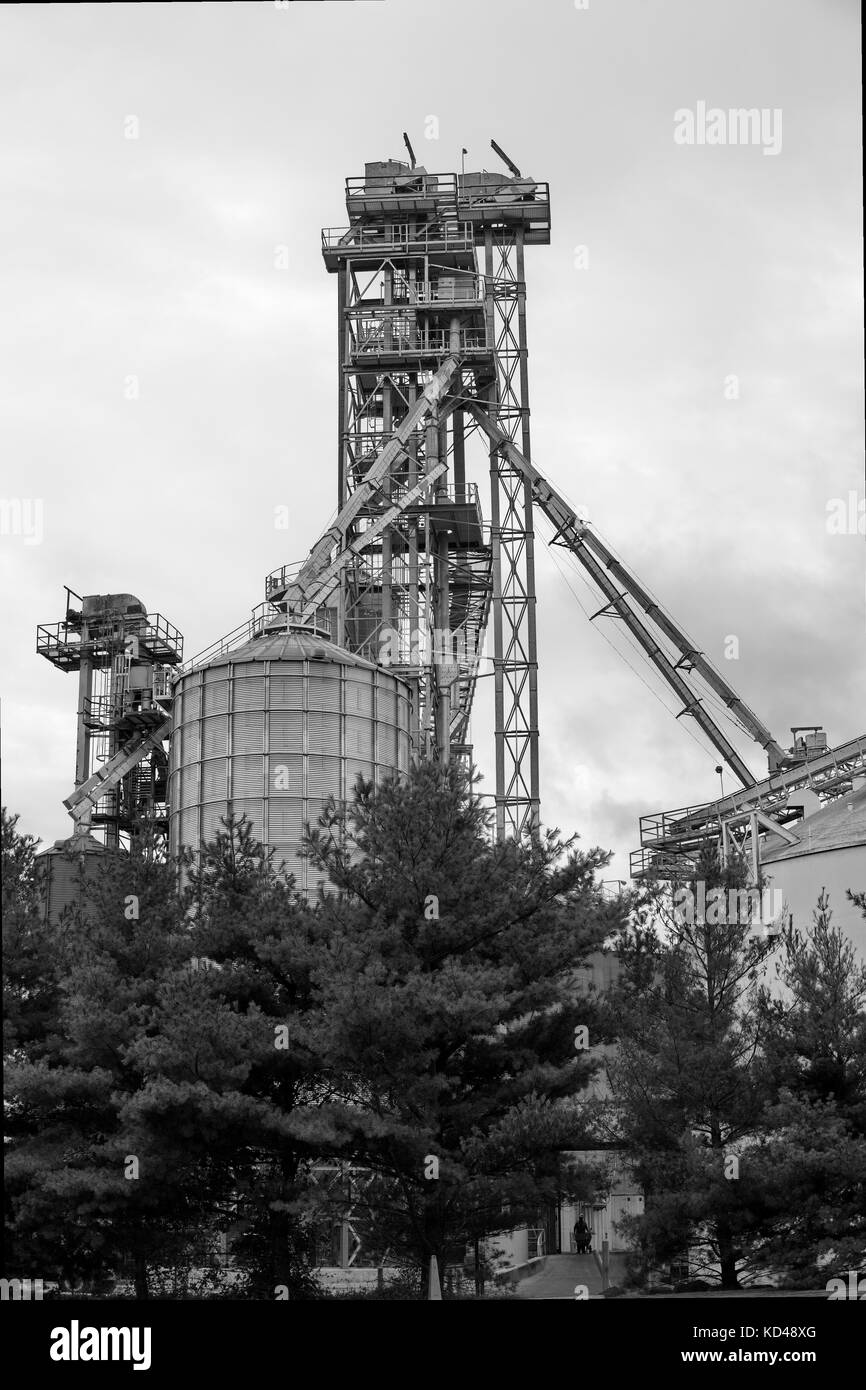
515 1254 604 1300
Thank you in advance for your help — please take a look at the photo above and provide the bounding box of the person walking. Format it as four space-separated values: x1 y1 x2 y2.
573 1215 591 1254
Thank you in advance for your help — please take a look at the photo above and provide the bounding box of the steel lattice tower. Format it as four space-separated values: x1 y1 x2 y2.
483 223 542 839
266 148 550 836
36 589 182 850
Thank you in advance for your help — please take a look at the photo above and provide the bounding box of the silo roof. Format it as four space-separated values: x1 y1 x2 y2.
194 629 385 674
762 782 866 863
38 832 113 858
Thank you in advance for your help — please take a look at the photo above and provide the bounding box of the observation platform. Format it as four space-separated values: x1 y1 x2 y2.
457 173 551 245
345 170 457 218
346 327 490 373
322 222 476 273
37 612 183 671
322 164 551 271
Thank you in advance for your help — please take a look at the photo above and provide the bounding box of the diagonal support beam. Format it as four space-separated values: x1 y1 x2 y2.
283 355 462 608
292 462 448 620
64 720 171 825
468 403 766 790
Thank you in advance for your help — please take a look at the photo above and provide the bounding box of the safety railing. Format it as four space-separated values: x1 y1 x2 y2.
345 172 457 203
639 805 718 848
392 276 483 305
630 846 701 881
640 733 866 848
387 480 481 510
152 666 175 701
348 326 488 358
138 613 184 663
36 621 81 663
177 603 283 675
36 616 179 669
322 222 475 256
82 694 114 727
457 176 550 210
264 561 304 597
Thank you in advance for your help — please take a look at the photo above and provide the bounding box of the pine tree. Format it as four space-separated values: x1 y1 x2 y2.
299 761 618 1293
759 889 866 1122
603 847 781 1288
5 840 205 1295
2 808 57 1057
2 777 625 1300
744 890 866 1282
145 812 333 1298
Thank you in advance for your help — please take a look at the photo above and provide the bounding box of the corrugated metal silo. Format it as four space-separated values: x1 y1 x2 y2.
168 627 411 893
37 832 118 927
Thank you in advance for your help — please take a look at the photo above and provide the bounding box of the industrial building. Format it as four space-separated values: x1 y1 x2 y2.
38 148 865 907
761 781 866 958
168 628 411 895
36 588 181 914
34 146 866 1277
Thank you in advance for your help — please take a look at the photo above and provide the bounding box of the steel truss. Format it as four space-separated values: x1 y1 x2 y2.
181 157 551 835
633 733 866 878
308 166 500 766
482 226 540 839
36 592 182 848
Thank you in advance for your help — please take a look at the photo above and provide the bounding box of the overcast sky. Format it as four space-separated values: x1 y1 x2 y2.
1 0 863 879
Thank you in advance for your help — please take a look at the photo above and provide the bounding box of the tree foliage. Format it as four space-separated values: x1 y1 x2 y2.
603 848 783 1287
5 781 862 1299
299 762 618 1290
606 867 866 1288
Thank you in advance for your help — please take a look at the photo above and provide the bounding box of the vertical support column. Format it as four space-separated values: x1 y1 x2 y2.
74 624 93 835
381 272 394 646
425 405 441 760
337 263 348 509
111 638 134 848
336 262 348 647
435 525 451 764
378 270 394 662
485 227 540 839
515 231 541 835
452 377 465 496
485 231 506 842
406 377 423 753
437 416 448 498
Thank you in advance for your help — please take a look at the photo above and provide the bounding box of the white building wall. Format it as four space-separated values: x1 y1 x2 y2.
763 844 866 959
559 1151 643 1253
484 1226 530 1271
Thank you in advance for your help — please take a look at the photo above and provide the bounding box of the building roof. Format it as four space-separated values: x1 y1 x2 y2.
37 831 114 859
191 628 387 675
762 782 866 863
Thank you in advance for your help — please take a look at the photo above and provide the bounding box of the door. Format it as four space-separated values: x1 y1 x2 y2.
608 1193 644 1251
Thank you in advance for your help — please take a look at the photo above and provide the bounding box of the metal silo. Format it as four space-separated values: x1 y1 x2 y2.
168 627 411 894
36 832 120 927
